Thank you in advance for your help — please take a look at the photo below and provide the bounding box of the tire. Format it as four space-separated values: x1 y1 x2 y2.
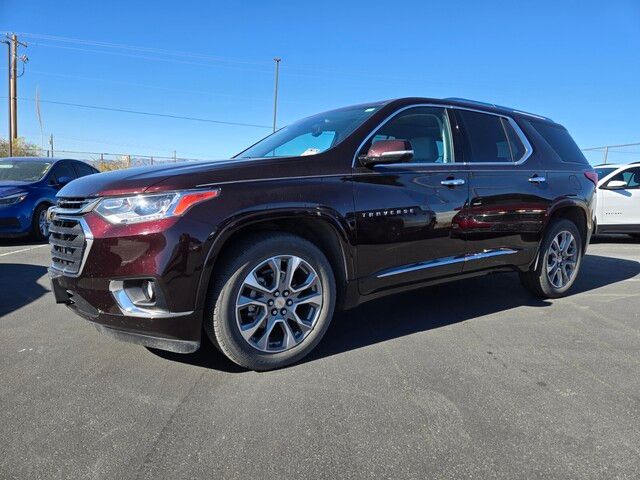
630 234 640 240
204 232 336 371
31 203 50 241
520 218 583 299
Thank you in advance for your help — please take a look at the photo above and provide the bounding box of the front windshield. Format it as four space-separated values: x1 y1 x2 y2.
237 104 383 159
0 160 52 182
595 167 616 180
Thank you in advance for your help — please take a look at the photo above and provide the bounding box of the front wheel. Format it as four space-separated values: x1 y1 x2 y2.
520 219 583 298
204 233 336 371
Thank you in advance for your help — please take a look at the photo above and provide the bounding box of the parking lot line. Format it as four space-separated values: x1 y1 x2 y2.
0 245 48 257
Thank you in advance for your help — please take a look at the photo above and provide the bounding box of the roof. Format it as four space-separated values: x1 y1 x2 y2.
376 97 556 124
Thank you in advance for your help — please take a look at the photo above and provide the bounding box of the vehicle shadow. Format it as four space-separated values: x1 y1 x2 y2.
0 238 46 247
0 263 50 318
147 253 639 372
305 253 640 365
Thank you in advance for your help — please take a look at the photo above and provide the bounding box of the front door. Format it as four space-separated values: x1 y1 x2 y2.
353 106 469 295
599 166 640 228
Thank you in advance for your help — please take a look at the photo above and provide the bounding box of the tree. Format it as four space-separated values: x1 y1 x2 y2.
0 137 42 157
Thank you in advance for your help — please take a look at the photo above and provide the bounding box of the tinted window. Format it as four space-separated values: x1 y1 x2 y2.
73 162 97 177
501 118 526 161
531 121 588 164
455 110 512 163
364 107 453 163
607 167 640 189
51 162 77 183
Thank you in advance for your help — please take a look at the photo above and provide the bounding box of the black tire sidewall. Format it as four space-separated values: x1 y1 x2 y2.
31 204 49 241
209 234 336 370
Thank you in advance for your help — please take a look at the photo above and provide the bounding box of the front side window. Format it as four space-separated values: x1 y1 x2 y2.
455 110 518 163
0 160 52 182
51 162 77 183
237 104 383 159
607 167 640 189
361 107 454 163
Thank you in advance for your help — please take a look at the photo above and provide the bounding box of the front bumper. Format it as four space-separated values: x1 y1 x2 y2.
47 208 216 354
0 203 31 235
50 268 202 353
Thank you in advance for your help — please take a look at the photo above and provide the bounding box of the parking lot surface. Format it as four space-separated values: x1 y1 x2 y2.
1 237 639 479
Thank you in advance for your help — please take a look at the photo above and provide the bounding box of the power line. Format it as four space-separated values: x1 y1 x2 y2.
15 96 272 129
14 32 272 67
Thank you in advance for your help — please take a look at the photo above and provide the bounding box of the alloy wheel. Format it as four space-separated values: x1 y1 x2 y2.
546 230 578 288
39 209 49 237
235 255 323 353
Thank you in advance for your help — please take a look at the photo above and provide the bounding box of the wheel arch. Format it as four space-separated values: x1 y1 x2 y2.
194 207 355 313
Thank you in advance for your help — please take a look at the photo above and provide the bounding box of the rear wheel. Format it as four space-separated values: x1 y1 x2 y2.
204 233 336 371
31 203 50 241
520 218 583 298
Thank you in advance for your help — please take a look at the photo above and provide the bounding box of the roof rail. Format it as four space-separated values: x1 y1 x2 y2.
444 97 553 122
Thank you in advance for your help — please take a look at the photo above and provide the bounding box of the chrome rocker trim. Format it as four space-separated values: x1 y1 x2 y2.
377 248 518 278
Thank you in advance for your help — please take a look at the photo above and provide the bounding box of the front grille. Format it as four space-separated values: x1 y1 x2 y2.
55 197 99 214
49 215 88 275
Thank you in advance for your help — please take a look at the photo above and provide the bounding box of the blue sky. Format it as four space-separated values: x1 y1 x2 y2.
1 0 639 162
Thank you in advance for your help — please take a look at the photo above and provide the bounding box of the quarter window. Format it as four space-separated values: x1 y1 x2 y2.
364 107 453 163
455 110 521 163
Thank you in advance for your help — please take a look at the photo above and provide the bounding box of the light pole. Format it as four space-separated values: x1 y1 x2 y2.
272 57 281 133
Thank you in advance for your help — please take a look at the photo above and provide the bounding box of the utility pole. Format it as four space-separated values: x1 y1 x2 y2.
2 38 11 156
49 134 54 156
9 34 27 140
272 57 281 132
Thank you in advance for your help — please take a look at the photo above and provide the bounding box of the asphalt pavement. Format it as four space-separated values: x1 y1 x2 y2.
1 236 639 479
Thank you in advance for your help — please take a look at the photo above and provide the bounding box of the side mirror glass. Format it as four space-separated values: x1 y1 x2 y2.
359 139 414 167
606 179 628 190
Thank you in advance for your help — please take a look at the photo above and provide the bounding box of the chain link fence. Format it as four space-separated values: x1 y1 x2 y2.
581 143 640 166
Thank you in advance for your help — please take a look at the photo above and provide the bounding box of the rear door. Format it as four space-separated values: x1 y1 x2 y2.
454 109 550 272
353 106 469 295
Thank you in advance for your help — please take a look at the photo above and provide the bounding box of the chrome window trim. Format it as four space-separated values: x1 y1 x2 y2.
48 213 94 278
352 103 534 169
376 248 518 278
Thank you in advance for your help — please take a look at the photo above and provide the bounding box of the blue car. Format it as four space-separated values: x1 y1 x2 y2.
0 157 99 239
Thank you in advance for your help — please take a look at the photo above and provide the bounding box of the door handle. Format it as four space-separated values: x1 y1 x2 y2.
528 175 546 184
441 178 465 186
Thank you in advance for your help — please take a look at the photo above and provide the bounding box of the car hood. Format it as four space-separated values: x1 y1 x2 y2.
58 155 336 198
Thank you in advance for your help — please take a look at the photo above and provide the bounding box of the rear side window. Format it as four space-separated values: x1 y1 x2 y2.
455 110 521 163
531 121 588 165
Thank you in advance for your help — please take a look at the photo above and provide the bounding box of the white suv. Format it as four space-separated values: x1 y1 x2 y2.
594 163 640 238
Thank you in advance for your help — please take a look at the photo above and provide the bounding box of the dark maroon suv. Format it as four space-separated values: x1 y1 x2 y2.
49 97 597 370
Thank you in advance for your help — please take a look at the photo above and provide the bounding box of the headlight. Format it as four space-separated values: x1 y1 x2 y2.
0 192 27 207
95 189 220 224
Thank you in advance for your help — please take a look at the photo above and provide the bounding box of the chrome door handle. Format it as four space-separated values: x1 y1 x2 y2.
441 178 465 186
528 175 546 184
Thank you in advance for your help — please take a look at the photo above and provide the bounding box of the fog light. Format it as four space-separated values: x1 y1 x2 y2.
144 280 156 302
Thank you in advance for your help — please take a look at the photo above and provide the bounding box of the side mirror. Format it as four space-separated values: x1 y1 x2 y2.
359 139 414 167
606 180 628 190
